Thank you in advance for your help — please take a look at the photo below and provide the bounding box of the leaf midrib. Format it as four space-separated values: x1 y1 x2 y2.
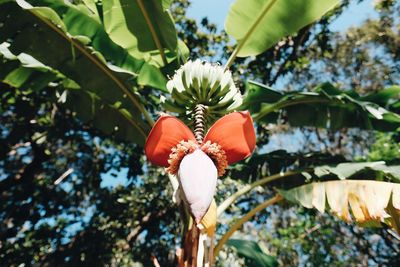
224 0 279 70
136 0 167 65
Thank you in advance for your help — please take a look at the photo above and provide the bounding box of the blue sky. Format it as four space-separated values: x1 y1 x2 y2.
187 0 378 32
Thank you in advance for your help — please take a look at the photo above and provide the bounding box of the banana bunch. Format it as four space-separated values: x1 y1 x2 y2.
163 60 242 125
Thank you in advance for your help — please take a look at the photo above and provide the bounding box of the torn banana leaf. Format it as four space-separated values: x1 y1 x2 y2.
280 180 400 232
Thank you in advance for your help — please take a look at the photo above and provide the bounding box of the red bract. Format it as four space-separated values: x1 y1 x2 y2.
145 111 256 169
145 115 196 167
204 111 256 165
145 111 256 222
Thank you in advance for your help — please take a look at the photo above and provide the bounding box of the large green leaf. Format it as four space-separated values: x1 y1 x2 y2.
65 89 148 143
311 161 400 182
0 43 148 144
280 180 400 231
225 0 340 57
361 85 400 112
270 161 400 191
0 1 154 144
27 0 167 91
102 0 178 66
0 42 61 90
242 81 400 131
230 149 347 182
226 239 278 267
80 0 100 20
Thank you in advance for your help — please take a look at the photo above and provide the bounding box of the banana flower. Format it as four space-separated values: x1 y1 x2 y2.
145 111 256 224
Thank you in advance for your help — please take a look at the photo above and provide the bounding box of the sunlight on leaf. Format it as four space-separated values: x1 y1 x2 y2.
225 0 340 57
281 180 400 229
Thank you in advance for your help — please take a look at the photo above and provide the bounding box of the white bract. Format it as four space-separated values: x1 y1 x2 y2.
178 149 218 223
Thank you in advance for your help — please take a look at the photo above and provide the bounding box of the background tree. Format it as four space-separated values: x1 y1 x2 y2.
0 0 399 266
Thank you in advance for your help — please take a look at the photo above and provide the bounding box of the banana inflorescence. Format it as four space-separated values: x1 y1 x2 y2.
163 59 242 126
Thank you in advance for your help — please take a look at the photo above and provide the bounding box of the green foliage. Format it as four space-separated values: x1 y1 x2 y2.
368 133 400 163
0 82 178 265
1 0 400 266
362 86 400 110
264 208 399 266
226 239 278 267
102 0 179 66
0 43 60 90
225 0 339 57
0 0 172 145
0 43 151 145
308 161 400 182
243 81 400 131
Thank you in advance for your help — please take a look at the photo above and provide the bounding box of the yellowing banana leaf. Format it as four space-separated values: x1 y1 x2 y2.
280 180 400 232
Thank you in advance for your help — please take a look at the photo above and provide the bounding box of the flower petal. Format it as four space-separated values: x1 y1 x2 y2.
178 149 217 223
204 111 256 164
145 115 196 166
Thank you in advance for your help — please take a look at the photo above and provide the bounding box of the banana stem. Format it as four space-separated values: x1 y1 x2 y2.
194 104 207 143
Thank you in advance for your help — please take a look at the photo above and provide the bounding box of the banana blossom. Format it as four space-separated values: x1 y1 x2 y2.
145 111 256 227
